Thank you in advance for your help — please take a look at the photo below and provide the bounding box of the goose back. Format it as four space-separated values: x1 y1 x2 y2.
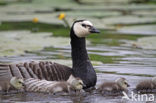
0 61 73 82
0 64 13 91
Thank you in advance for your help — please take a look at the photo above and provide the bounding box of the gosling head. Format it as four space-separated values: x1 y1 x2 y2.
67 75 84 90
152 77 156 85
115 77 130 89
72 20 100 38
71 78 84 90
10 77 24 90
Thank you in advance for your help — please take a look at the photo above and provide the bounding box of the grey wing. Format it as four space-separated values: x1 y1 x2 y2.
0 61 73 81
0 64 12 80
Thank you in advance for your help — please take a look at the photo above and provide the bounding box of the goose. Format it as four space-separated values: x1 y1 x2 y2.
0 20 100 89
24 75 84 94
135 77 156 92
0 76 24 93
97 77 130 94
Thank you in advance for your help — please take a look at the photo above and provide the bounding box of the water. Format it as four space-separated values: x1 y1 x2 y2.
0 39 156 103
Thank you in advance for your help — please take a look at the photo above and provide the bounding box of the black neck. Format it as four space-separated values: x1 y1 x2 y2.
70 29 90 72
70 26 97 89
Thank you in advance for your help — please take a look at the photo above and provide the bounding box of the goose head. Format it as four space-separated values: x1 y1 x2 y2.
67 75 84 90
10 77 24 90
152 77 156 85
115 77 130 89
72 20 100 38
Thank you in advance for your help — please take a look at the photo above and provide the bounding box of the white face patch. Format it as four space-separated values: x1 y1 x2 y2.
73 20 93 38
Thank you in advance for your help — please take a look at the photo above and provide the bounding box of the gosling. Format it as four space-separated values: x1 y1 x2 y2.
135 77 156 92
97 77 130 94
24 75 84 94
0 77 24 93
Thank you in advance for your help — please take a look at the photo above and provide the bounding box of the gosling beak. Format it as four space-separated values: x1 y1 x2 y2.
22 82 25 87
89 26 100 33
127 83 130 87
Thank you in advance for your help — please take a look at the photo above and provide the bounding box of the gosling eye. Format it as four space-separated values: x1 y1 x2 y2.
124 82 130 86
79 82 82 85
82 24 86 28
18 81 23 84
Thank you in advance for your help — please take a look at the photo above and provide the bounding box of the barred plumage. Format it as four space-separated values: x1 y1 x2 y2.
24 75 83 94
0 61 72 82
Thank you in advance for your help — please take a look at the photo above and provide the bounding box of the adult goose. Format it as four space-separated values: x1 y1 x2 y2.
0 20 100 89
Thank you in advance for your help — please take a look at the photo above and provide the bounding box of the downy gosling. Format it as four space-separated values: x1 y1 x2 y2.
97 77 130 94
24 75 84 94
135 77 156 92
0 77 24 92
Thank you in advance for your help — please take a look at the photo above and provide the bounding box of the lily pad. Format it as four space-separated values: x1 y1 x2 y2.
117 25 156 35
80 0 130 4
65 11 121 18
132 10 156 17
131 36 156 49
102 16 156 25
0 30 70 56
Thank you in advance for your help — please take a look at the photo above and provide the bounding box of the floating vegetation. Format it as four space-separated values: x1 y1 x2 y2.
0 30 69 56
131 36 156 49
89 54 122 64
118 25 156 35
0 21 69 37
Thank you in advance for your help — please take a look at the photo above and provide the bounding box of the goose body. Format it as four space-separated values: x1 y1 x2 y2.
0 62 72 81
135 77 156 92
97 77 129 94
0 20 99 89
0 67 12 92
24 75 84 94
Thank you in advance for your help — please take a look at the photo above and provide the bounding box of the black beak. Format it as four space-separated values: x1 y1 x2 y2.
89 26 100 33
22 83 25 87
127 83 130 87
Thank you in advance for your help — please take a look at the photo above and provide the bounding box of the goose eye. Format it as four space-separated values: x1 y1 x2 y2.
82 24 86 28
